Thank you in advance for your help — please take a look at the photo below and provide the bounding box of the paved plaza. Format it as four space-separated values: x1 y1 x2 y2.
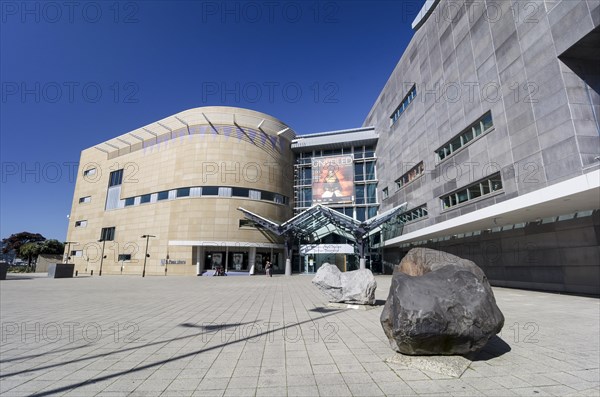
0 274 598 396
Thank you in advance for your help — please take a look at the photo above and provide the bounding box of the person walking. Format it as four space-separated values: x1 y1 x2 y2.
265 261 272 277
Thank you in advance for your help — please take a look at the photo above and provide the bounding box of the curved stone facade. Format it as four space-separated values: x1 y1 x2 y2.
66 107 295 276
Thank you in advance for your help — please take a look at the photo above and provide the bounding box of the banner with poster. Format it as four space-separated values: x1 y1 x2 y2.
211 253 222 269
311 155 354 204
232 253 244 270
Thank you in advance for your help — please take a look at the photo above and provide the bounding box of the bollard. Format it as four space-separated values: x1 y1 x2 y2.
75 270 78 277
91 270 93 276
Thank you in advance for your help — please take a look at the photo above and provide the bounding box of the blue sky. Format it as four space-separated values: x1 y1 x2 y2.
0 1 422 240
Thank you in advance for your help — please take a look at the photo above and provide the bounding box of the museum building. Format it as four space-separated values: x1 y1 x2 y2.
66 0 599 294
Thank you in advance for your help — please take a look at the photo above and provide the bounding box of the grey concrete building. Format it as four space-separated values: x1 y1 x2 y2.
364 0 600 294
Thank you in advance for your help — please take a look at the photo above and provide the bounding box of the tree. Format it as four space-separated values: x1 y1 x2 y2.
39 239 64 255
2 232 45 256
2 232 46 270
19 243 42 270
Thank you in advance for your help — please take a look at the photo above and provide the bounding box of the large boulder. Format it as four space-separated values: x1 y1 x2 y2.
381 248 504 355
313 263 377 305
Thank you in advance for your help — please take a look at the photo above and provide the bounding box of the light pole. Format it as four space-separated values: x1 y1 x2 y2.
98 239 107 276
64 241 77 264
141 235 155 277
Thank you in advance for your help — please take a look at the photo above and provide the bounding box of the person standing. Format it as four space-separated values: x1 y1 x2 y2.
265 261 272 277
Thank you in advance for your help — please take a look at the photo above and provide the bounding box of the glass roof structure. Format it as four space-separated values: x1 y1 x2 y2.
238 203 408 257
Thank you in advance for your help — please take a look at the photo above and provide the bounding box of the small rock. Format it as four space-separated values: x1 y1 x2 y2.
312 263 377 305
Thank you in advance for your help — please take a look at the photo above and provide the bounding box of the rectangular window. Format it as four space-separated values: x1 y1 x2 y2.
382 187 389 200
354 163 364 182
365 161 376 180
70 250 83 257
395 161 424 189
232 187 249 197
390 84 417 124
441 173 502 210
75 220 87 228
157 190 169 201
108 169 124 187
177 187 190 197
125 197 135 206
140 194 151 203
356 207 366 222
436 111 494 161
398 205 428 223
355 185 365 204
83 168 96 177
79 196 91 204
367 206 378 219
100 227 116 241
366 183 377 204
203 186 219 196
118 254 131 261
218 187 232 197
249 190 261 200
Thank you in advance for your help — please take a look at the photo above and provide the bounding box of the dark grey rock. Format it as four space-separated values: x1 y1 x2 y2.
313 263 377 305
381 248 504 355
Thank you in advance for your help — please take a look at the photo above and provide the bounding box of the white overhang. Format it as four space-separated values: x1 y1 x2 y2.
385 170 600 246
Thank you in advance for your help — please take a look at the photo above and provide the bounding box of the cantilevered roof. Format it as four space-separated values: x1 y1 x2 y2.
237 203 407 242
290 127 377 151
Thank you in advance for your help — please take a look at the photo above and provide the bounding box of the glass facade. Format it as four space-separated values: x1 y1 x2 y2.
293 144 378 220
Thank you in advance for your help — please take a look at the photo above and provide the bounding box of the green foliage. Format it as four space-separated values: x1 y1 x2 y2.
2 232 46 259
39 239 64 255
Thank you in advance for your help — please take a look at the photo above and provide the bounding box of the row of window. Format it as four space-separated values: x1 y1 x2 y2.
436 112 493 161
397 205 428 223
390 85 417 124
292 206 379 222
296 146 375 164
122 186 289 208
441 173 503 209
395 162 424 189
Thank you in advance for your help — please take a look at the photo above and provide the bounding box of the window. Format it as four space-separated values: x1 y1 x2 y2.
398 205 428 223
218 187 232 197
157 191 169 201
366 183 377 204
232 187 249 197
70 250 83 257
436 111 494 161
355 185 365 204
79 196 91 204
382 187 389 200
249 190 261 200
441 173 503 210
354 163 364 181
177 188 190 197
367 206 378 219
83 168 96 177
100 227 115 241
125 197 135 206
364 146 375 158
390 84 417 124
118 254 131 261
365 161 376 180
140 194 151 204
108 169 124 187
202 186 219 196
75 220 87 228
356 207 366 222
396 162 424 189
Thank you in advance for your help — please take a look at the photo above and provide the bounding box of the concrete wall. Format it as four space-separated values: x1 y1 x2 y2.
366 0 600 294
66 107 294 276
383 210 600 295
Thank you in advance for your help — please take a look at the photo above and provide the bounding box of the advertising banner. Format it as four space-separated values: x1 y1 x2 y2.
311 155 354 204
